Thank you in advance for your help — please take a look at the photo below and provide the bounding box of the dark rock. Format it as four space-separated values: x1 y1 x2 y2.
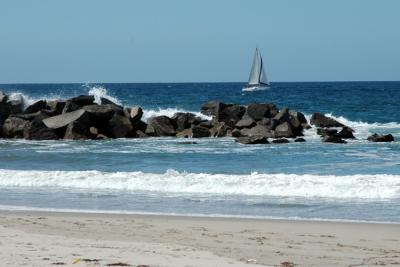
241 124 275 138
63 112 92 140
272 138 290 144
275 122 295 138
201 101 227 116
191 125 210 138
83 104 117 124
294 138 306 142
317 128 338 137
135 130 148 138
235 136 269 144
335 127 355 139
257 117 271 127
231 129 243 137
246 103 278 120
2 116 29 138
289 111 308 125
23 100 48 114
69 95 95 106
128 106 143 124
367 133 394 142
24 118 59 140
43 109 89 129
322 136 347 144
177 141 198 145
62 100 81 114
64 122 91 140
210 121 230 137
310 113 344 128
147 116 176 136
7 94 24 114
107 114 134 138
47 100 66 115
217 105 246 127
100 97 123 108
0 93 11 125
172 113 197 132
235 115 256 129
273 107 290 123
198 120 213 129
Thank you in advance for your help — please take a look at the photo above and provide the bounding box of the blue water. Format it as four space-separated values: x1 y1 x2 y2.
0 82 399 222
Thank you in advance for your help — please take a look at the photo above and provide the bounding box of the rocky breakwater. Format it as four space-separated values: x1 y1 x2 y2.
0 91 396 143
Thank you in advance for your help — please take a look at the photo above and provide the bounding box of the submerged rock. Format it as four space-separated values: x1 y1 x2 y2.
322 136 347 144
272 138 290 144
367 133 394 142
235 136 269 144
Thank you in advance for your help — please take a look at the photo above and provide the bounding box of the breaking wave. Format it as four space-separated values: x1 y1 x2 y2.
0 169 399 200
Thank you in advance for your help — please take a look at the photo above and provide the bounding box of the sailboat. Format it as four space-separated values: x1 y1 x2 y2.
242 47 270 91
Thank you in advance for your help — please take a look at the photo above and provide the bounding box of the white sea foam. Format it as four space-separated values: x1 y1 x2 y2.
87 85 122 105
0 169 399 199
304 113 400 140
142 108 212 122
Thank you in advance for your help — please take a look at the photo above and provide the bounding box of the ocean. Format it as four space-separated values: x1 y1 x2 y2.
0 82 399 222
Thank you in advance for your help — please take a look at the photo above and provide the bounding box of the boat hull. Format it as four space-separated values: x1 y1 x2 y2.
242 85 270 92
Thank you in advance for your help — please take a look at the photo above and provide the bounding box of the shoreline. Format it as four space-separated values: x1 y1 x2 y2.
1 210 399 266
0 205 399 225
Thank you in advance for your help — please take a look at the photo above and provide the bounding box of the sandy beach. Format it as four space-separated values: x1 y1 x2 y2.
0 211 398 267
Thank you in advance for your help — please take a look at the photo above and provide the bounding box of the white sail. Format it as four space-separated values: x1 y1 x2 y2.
247 48 261 85
247 48 269 86
259 56 269 85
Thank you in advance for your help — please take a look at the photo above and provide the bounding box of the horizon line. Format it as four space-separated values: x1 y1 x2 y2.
1 80 400 85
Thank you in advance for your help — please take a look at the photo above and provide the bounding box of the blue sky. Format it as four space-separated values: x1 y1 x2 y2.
0 0 399 83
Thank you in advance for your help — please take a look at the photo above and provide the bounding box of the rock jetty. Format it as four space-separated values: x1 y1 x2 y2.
0 91 395 144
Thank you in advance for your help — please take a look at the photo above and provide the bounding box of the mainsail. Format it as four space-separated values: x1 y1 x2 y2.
247 48 269 86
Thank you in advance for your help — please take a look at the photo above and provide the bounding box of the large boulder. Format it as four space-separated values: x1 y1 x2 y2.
147 116 176 136
235 115 256 129
83 104 117 125
107 114 134 138
235 136 269 145
201 101 227 116
310 113 344 128
24 118 59 140
275 122 295 138
192 125 210 138
69 95 95 106
43 109 89 129
335 127 355 139
241 124 274 138
172 112 198 132
217 105 246 127
2 116 29 138
367 133 394 142
246 103 278 120
23 100 48 114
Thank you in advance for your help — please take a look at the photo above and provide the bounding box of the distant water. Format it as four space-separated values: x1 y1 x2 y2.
0 82 399 222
